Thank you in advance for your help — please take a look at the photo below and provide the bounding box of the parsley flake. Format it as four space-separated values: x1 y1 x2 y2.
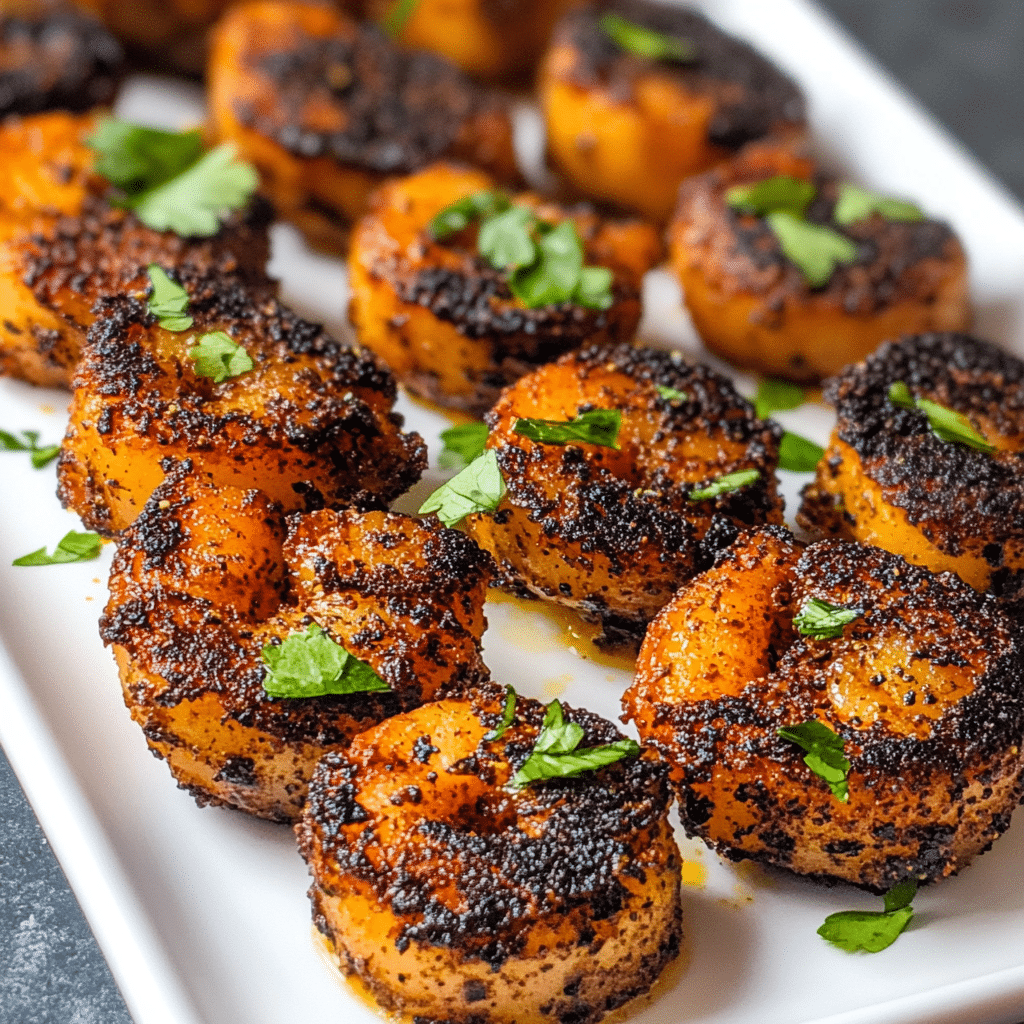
189 331 253 383
599 12 695 62
818 881 917 953
262 624 389 698
777 719 851 803
13 530 101 567
147 265 193 331
419 449 505 527
833 184 924 226
0 429 60 469
726 176 816 218
483 685 517 742
383 0 419 37
654 384 688 402
688 468 760 501
513 409 621 449
439 421 489 470
778 432 824 472
511 699 640 788
89 117 258 237
754 378 805 419
794 597 861 639
766 211 859 287
888 381 995 453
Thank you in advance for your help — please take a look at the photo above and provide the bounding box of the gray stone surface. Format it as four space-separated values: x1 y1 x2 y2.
0 2 1022 1022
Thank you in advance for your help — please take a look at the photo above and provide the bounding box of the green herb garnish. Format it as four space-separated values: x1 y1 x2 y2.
88 117 258 237
262 624 389 698
13 530 101 566
766 211 859 288
511 699 640 788
654 384 688 402
818 881 917 952
794 597 861 639
777 719 851 803
726 176 816 218
599 12 695 62
688 468 760 501
833 184 924 226
382 0 419 37
429 190 511 240
419 449 505 527
147 265 193 331
778 432 824 472
439 421 489 470
484 685 517 742
754 378 805 419
513 409 621 449
429 193 614 310
189 331 253 383
0 429 60 469
888 382 995 453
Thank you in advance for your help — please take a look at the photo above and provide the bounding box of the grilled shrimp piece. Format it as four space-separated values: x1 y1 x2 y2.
798 332 1024 615
349 163 662 414
102 468 492 821
538 0 806 222
58 278 427 535
356 0 574 81
459 344 783 645
623 528 1024 890
0 111 273 388
208 1 519 254
297 685 681 1024
0 4 123 117
668 148 970 382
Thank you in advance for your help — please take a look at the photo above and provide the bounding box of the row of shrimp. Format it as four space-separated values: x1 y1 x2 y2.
2 1 1023 1023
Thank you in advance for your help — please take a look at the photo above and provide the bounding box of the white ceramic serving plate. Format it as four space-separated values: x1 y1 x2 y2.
2 1 1024 1022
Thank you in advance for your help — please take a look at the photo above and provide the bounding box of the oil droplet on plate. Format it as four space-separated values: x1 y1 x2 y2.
681 859 707 888
542 673 572 699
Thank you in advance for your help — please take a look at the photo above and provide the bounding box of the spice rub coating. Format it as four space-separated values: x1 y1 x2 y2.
297 684 681 1024
103 468 492 821
623 528 1024 890
349 163 663 414
539 0 807 221
0 5 123 117
798 332 1024 614
462 344 783 645
668 148 970 382
208 1 519 253
57 278 427 535
0 195 273 388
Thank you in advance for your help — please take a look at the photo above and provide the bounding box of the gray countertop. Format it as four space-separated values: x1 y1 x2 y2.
1 2 1022 1021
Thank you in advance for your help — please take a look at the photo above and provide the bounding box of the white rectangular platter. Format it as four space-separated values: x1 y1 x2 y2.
2 1 1024 1023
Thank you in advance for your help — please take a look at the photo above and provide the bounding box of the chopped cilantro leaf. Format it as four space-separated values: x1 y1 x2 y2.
766 211 859 287
794 597 861 639
383 0 419 37
833 184 924 226
262 624 389 698
727 176 816 218
439 421 489 470
0 429 60 469
513 409 621 449
189 331 253 383
13 530 101 566
147 265 193 331
599 12 695 62
777 719 851 803
483 685 517 742
689 468 760 501
888 381 995 452
88 117 203 193
419 449 505 527
778 432 824 472
754 378 805 419
818 881 917 952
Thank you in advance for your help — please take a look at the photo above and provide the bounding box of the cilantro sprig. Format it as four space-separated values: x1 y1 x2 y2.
147 265 193 331
261 624 389 699
13 530 101 567
438 421 489 470
689 468 760 501
513 409 621 449
833 184 923 226
483 685 517 743
429 191 615 310
0 429 60 469
818 881 917 953
88 116 258 238
888 382 995 453
419 449 505 527
794 597 861 639
599 12 695 63
511 699 640 788
777 719 851 803
189 332 253 383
